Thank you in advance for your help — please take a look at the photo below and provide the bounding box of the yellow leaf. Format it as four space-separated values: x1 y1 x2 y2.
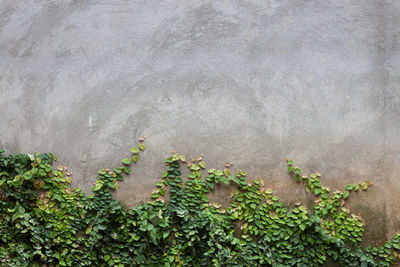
199 161 206 169
224 168 230 177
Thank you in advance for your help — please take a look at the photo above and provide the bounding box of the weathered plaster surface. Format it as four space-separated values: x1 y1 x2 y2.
1 0 399 243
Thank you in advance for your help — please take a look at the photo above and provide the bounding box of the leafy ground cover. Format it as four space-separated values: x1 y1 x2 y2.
0 139 399 266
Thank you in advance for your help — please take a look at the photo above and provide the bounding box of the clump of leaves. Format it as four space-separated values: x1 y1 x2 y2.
0 143 399 266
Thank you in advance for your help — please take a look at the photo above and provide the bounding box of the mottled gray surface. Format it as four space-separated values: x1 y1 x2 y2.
1 0 400 243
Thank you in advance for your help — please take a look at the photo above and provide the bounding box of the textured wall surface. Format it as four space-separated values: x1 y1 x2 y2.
1 0 400 243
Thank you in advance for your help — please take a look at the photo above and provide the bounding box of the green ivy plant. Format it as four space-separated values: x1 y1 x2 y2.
0 141 399 267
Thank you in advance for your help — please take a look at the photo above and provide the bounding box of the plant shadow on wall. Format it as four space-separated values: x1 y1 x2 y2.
0 137 399 267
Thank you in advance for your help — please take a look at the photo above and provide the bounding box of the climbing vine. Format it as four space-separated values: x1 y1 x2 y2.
0 139 399 266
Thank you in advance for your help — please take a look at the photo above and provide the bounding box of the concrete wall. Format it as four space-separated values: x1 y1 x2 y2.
1 0 400 243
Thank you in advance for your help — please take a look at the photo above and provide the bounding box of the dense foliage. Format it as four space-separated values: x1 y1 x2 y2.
0 140 399 266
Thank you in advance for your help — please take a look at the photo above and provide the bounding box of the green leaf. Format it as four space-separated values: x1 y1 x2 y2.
92 180 104 191
132 155 139 163
265 189 273 195
122 158 131 165
343 190 350 199
208 168 216 174
313 188 321 195
139 143 146 151
189 164 200 171
123 167 131 174
202 196 210 203
130 147 139 154
214 170 223 176
163 231 169 239
131 235 140 241
199 161 206 169
86 227 92 235
288 166 293 173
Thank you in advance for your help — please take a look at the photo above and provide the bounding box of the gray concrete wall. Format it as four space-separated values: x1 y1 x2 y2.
1 0 400 243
